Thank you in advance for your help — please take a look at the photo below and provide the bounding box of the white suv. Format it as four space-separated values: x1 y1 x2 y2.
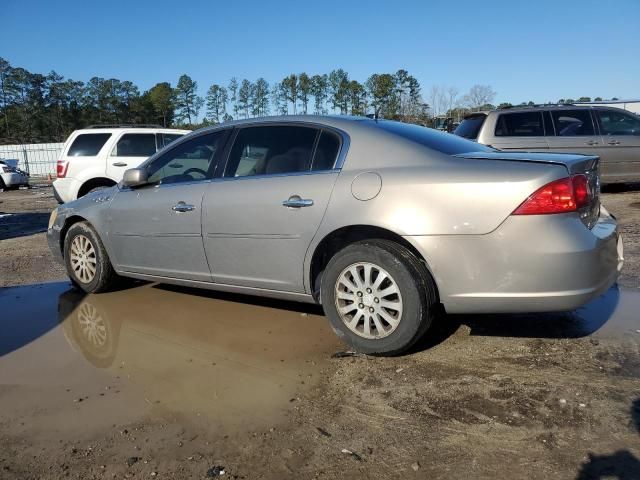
53 125 190 203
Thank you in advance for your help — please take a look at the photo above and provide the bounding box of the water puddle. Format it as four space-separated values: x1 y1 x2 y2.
0 282 341 434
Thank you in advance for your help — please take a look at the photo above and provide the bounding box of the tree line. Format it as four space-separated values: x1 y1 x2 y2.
0 56 618 144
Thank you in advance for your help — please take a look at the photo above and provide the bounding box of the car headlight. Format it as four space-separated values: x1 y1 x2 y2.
48 209 58 229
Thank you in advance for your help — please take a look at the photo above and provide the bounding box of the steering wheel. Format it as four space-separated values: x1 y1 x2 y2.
183 167 207 179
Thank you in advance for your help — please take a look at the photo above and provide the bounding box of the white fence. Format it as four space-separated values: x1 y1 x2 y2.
0 143 63 177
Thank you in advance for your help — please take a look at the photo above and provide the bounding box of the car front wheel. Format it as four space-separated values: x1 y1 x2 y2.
64 221 118 293
320 239 438 356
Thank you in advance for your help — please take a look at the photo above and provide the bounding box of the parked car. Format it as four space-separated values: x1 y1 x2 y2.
53 125 190 203
453 105 640 184
0 159 29 191
47 116 623 355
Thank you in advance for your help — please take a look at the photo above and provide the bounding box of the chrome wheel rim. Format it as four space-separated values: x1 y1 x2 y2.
69 234 97 284
334 262 403 339
77 302 107 347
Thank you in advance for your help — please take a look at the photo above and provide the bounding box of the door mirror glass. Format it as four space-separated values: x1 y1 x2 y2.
122 168 149 188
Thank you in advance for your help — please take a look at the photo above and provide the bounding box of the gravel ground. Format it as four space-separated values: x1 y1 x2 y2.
0 184 639 479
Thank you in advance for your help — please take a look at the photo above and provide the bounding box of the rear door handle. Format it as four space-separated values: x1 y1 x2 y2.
172 201 195 213
112 162 128 167
282 195 314 208
607 140 621 146
585 141 599 146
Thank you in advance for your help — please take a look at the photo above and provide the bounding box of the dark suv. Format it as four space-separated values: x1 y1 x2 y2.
453 105 640 183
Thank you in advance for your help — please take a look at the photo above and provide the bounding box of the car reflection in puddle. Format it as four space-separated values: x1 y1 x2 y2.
0 281 342 433
0 282 638 434
58 283 343 428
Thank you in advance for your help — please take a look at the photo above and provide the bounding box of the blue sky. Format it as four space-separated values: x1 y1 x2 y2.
1 0 638 105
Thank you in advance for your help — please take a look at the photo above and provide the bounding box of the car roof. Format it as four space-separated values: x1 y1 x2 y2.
195 115 389 135
72 127 191 134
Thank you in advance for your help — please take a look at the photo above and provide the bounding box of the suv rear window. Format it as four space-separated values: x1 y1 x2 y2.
67 133 112 157
376 120 494 155
495 112 544 136
453 115 486 139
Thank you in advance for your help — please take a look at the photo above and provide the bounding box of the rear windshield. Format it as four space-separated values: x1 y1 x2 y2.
67 133 112 156
376 120 494 155
453 115 486 139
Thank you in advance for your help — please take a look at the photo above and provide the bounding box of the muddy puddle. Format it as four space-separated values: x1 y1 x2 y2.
1 282 638 439
0 281 342 435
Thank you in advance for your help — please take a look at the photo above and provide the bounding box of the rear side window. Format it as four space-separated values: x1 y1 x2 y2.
551 110 595 136
377 121 495 155
453 115 486 139
494 112 544 137
111 134 156 157
597 109 640 136
225 126 318 177
67 133 112 157
161 133 185 147
312 131 341 171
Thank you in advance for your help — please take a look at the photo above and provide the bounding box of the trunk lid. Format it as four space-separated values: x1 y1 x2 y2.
455 151 600 228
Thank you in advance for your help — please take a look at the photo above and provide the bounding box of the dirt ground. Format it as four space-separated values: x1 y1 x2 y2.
1 185 639 479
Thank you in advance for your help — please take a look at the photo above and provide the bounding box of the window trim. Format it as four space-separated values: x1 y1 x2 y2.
215 122 349 181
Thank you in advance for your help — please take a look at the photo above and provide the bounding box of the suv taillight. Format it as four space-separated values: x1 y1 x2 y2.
56 161 68 178
512 175 591 215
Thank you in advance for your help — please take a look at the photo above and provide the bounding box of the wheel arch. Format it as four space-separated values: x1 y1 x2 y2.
59 215 90 256
308 224 440 302
77 177 117 198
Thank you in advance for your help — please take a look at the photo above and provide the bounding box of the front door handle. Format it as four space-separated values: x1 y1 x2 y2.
585 140 599 146
172 201 195 213
282 195 314 208
607 140 621 146
112 162 128 167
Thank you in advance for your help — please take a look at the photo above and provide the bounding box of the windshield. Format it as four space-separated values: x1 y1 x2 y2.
374 120 495 155
453 115 486 139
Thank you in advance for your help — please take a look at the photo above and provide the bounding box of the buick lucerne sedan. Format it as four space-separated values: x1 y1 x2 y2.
47 116 624 355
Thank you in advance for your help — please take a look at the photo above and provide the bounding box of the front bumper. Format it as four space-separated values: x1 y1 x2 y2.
47 219 65 265
406 208 623 314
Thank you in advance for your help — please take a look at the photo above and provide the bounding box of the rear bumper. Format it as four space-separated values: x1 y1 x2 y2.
406 208 623 314
52 178 79 204
1 172 28 187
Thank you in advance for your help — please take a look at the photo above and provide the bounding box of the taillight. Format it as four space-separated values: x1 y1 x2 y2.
513 175 591 215
56 161 68 178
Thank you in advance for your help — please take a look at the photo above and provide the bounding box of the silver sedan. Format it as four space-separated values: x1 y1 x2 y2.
47 116 624 355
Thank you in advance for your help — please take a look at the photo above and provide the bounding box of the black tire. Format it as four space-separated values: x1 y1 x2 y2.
63 221 119 293
320 239 438 356
0 177 5 192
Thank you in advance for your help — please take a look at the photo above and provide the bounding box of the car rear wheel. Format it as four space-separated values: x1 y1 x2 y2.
64 221 119 293
0 177 5 192
320 239 437 356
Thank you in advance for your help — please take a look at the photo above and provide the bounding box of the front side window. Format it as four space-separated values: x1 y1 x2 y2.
551 110 595 136
494 112 544 137
225 126 318 178
67 133 112 157
597 110 640 136
146 132 225 185
111 133 156 157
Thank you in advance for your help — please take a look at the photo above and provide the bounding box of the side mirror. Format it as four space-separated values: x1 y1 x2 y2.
122 168 149 188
